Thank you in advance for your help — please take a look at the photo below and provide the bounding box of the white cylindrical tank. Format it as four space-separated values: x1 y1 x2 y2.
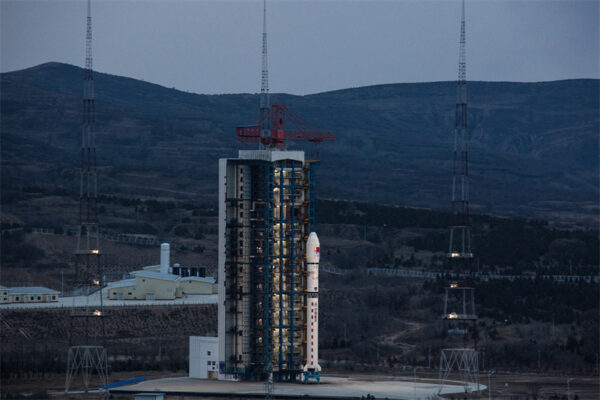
160 243 170 274
303 232 321 373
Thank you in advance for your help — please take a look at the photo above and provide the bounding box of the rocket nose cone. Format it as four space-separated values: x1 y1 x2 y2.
307 232 320 263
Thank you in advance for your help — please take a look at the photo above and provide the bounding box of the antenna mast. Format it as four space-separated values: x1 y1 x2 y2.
259 0 271 148
448 0 472 259
66 0 108 394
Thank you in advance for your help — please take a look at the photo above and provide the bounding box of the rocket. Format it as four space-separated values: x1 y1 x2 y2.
303 232 321 373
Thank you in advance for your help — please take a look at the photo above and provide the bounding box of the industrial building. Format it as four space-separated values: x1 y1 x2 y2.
0 286 60 304
107 243 217 301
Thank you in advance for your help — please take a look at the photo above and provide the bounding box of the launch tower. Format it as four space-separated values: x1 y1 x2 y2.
218 0 333 383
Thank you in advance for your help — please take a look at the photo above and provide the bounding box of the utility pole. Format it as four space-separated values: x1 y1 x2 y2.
567 377 573 400
413 366 423 400
487 370 495 400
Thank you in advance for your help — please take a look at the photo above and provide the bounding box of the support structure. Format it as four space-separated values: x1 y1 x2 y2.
440 1 480 395
217 0 334 383
66 0 107 394
442 283 477 335
218 152 313 382
438 348 480 394
65 346 108 393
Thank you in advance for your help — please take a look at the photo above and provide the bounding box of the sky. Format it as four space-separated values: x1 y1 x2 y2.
1 0 598 95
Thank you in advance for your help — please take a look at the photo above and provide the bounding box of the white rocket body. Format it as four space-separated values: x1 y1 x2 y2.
303 232 321 373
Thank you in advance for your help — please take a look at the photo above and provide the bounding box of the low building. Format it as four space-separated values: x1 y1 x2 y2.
180 277 216 295
106 243 217 301
0 285 10 304
2 287 60 304
106 278 136 300
189 336 219 379
108 272 181 300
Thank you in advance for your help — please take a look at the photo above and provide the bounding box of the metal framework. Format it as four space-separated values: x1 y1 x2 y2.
438 348 480 395
66 0 107 394
439 3 480 396
65 346 108 394
448 0 472 259
223 158 312 382
259 0 270 148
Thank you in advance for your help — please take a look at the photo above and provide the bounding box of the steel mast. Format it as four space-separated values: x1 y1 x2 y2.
66 0 107 394
259 0 271 150
448 0 472 259
439 2 480 395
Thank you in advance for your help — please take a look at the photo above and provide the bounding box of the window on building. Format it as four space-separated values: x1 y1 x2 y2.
142 279 146 283
239 232 243 237
30 296 34 300
207 361 211 366
52 296 56 300
15 297 19 301
128 292 132 295
207 351 211 356
37 296 41 300
239 212 244 218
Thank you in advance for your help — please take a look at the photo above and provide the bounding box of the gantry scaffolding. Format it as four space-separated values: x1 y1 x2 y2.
222 155 316 382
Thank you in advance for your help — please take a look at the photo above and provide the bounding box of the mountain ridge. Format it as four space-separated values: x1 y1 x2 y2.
1 62 598 225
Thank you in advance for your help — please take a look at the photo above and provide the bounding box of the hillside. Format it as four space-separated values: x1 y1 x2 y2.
1 62 598 224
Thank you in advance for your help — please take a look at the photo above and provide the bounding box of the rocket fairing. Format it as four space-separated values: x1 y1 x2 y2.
303 232 321 373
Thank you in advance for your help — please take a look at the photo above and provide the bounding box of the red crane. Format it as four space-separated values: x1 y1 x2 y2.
236 104 335 148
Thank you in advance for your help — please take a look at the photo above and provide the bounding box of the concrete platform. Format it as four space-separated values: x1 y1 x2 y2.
112 375 484 399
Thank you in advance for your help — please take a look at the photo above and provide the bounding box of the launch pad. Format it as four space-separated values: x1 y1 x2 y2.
112 375 483 399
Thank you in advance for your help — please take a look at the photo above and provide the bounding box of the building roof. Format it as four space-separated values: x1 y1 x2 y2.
108 279 137 289
0 285 8 290
7 286 59 295
183 276 216 284
142 264 161 271
132 270 180 282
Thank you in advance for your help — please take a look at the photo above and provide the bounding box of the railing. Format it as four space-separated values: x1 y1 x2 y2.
320 265 598 283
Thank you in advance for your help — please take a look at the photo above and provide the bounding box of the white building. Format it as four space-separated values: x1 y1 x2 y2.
189 336 219 379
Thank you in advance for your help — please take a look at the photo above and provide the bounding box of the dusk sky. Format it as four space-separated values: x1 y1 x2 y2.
1 0 598 95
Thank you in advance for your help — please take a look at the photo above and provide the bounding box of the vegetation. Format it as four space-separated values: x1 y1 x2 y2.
317 199 599 274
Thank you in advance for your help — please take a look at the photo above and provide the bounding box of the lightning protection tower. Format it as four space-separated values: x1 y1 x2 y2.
65 0 108 395
439 1 480 395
